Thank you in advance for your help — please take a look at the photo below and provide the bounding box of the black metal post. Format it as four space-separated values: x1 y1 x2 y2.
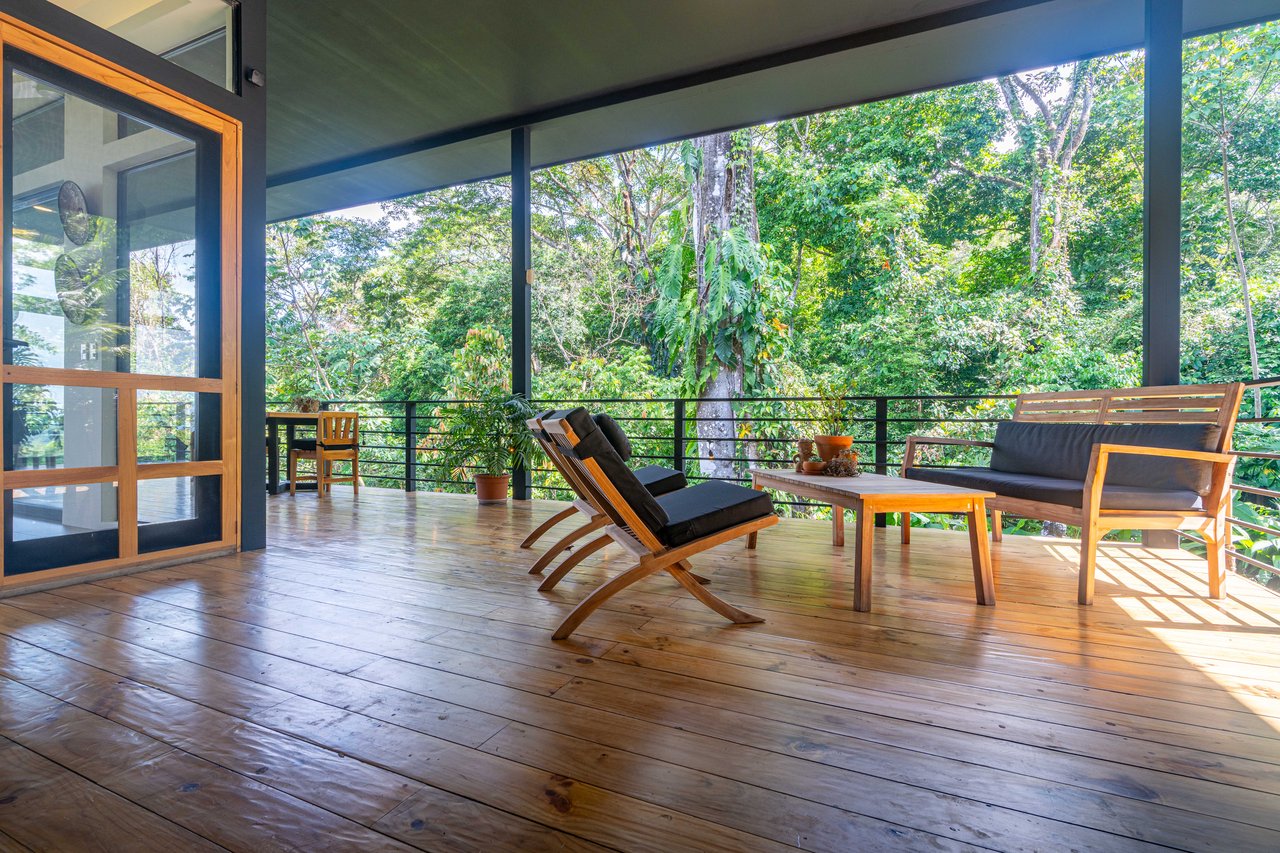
511 127 533 500
1142 0 1182 388
673 399 686 473
239 0 268 549
404 401 417 492
874 397 888 528
1143 0 1183 548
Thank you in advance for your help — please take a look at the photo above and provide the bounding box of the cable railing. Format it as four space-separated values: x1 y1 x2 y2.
268 378 1279 591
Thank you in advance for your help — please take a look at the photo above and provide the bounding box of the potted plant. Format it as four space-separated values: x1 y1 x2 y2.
437 394 540 503
813 380 855 462
801 454 826 475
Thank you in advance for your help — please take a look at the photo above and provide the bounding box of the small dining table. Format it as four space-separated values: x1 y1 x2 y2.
265 411 324 493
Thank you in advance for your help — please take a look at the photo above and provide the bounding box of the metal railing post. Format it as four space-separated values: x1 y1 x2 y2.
875 396 888 528
404 401 417 492
673 399 686 474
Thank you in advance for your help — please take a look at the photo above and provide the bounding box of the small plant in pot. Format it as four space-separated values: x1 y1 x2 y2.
437 394 540 504
813 380 855 462
801 454 826 475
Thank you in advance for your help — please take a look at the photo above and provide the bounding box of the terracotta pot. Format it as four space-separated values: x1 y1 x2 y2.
814 435 853 462
474 474 510 504
801 460 827 475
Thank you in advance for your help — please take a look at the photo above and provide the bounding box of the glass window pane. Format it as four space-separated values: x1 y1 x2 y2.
7 481 119 573
48 1 232 90
137 390 220 463
6 62 218 378
7 384 116 471
138 474 220 553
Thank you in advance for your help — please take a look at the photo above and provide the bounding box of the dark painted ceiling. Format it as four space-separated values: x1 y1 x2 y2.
265 0 1280 221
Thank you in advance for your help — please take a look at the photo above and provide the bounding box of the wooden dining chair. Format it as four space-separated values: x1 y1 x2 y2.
290 411 360 497
541 408 778 640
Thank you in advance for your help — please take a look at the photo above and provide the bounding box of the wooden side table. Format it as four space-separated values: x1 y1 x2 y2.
748 468 996 612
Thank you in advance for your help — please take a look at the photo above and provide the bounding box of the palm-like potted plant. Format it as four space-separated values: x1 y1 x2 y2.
437 394 540 503
813 380 855 462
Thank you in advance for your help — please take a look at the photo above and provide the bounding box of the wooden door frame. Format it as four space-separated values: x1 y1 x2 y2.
0 15 242 594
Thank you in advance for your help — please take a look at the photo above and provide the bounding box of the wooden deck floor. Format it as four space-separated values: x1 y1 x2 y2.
2 488 1280 852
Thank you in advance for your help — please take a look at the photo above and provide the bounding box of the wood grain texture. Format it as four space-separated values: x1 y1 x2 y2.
0 488 1278 851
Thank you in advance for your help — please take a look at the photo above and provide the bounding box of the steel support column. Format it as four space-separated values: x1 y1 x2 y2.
1142 0 1182 549
511 127 533 500
240 0 269 549
1142 0 1182 387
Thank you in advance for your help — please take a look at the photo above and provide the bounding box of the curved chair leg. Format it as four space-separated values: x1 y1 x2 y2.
553 561 665 640
539 534 611 591
671 561 761 623
528 516 605 575
673 560 709 585
520 506 578 549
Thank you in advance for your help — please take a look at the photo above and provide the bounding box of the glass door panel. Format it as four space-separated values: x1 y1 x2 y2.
2 40 232 577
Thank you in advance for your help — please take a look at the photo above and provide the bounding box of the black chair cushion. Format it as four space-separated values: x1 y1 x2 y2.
547 407 670 535
592 413 633 462
290 439 355 452
905 466 1203 511
634 464 687 497
655 480 775 547
990 421 1220 494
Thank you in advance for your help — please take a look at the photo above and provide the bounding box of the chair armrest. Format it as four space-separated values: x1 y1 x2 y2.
1083 444 1237 513
901 436 995 473
1092 444 1234 465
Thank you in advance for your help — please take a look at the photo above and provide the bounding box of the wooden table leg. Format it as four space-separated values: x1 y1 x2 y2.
748 478 763 549
853 500 874 612
966 499 996 606
832 504 845 547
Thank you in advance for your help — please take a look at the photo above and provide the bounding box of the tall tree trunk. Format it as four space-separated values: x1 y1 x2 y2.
691 132 755 479
1217 42 1264 414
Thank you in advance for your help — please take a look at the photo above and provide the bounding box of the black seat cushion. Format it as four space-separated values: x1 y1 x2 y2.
546 407 670 534
905 466 1203 511
290 439 355 452
592 413 633 462
990 421 1220 494
634 464 687 497
655 480 775 547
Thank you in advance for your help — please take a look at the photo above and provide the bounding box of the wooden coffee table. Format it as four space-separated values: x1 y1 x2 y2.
747 468 996 612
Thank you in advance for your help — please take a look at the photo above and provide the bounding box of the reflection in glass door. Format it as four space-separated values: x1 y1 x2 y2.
1 26 239 581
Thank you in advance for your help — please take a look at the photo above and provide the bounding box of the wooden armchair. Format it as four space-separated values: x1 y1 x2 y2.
902 383 1244 604
520 412 687 582
541 408 778 640
290 411 360 497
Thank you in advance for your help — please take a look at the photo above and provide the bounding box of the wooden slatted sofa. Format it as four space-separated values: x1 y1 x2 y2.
901 383 1245 604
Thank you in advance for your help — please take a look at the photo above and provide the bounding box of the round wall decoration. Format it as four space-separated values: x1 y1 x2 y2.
57 180 96 245
54 253 95 325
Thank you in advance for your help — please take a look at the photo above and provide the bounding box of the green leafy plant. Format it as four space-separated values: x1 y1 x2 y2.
813 380 855 437
435 394 541 478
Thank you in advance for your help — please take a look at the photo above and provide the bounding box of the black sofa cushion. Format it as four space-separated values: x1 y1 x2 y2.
546 407 670 534
990 421 1220 494
634 464 687 497
905 466 1203 511
655 480 775 547
592 413 633 461
290 439 354 452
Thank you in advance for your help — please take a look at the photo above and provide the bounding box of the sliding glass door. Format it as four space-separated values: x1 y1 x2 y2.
0 21 240 584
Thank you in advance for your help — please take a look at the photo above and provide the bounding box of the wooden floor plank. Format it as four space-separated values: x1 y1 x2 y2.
2 488 1280 852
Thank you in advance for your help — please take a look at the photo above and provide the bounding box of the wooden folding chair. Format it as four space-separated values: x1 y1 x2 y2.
541 408 778 640
520 412 685 584
290 411 360 497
